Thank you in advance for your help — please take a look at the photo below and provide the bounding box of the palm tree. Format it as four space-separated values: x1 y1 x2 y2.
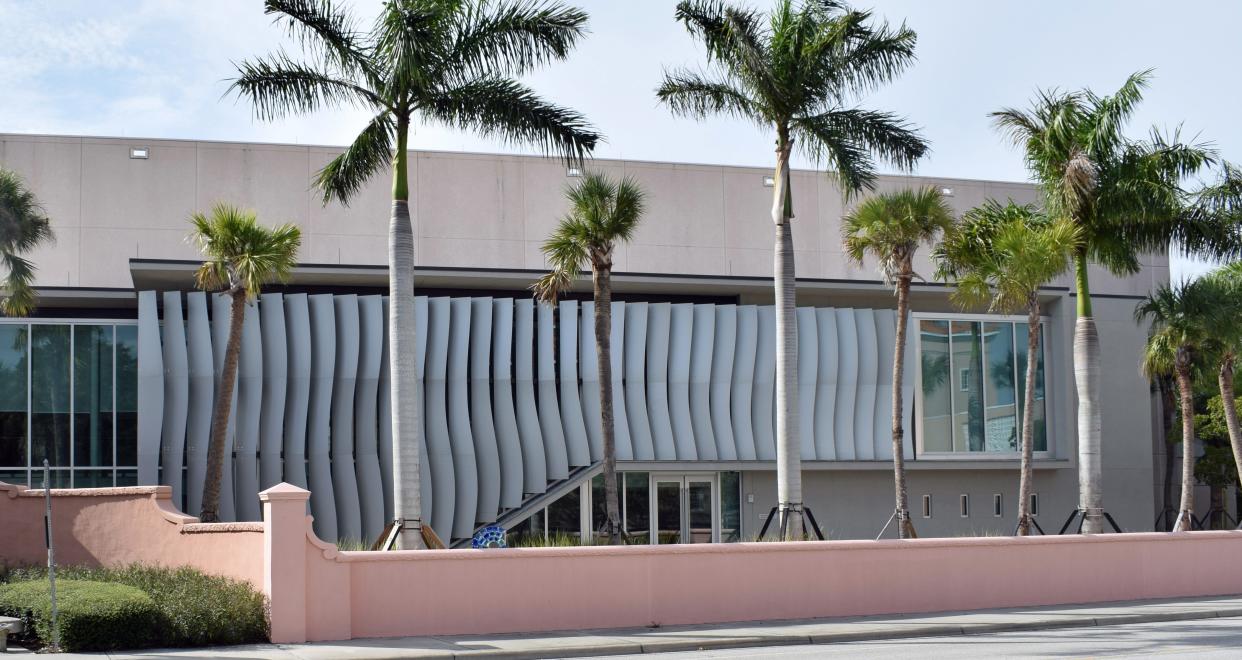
191 204 301 523
658 0 927 539
231 0 599 548
842 187 953 539
0 168 54 316
1199 260 1242 504
1136 279 1217 531
533 172 646 545
992 71 1242 533
935 200 1079 535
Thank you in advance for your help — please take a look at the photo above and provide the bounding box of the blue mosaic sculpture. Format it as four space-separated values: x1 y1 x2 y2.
472 525 507 549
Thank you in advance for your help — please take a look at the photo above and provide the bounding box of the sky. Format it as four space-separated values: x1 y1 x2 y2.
2 0 1239 279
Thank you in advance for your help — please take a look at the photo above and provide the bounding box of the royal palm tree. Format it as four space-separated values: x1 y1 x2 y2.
533 172 646 545
935 200 1079 535
191 204 301 523
0 168 54 316
842 186 953 539
993 71 1242 533
658 0 927 539
231 0 599 548
1136 279 1217 531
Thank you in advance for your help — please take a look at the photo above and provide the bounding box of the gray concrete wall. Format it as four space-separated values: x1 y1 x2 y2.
0 133 1166 296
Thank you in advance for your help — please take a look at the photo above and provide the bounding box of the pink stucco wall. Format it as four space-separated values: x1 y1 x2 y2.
0 481 263 588
7 481 1242 646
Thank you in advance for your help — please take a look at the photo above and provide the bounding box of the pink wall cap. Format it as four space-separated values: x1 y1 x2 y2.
259 482 311 502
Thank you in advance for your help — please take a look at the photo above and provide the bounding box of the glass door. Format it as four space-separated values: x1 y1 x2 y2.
650 474 719 544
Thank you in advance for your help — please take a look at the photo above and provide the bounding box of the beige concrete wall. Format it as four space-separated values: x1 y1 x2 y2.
0 133 1166 293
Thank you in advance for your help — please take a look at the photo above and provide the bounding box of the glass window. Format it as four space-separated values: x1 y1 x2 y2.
623 472 649 544
546 486 581 541
720 471 740 542
0 325 27 468
115 325 138 467
506 509 545 546
920 318 1048 455
0 470 27 486
31 325 71 467
74 326 114 468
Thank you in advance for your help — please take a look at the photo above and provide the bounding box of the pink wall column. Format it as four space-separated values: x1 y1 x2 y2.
260 483 311 644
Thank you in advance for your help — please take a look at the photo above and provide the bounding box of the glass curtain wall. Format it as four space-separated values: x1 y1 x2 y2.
0 322 138 487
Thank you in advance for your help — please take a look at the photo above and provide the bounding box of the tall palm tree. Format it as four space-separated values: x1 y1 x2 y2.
231 0 599 548
842 186 953 539
935 200 1079 535
1136 278 1216 531
533 172 646 545
191 204 301 523
992 71 1242 533
0 168 54 316
658 0 927 539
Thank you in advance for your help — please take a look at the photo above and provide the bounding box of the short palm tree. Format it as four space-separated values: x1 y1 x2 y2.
1199 260 1242 503
993 71 1242 533
843 186 953 539
935 200 1079 535
1136 279 1217 532
533 172 646 545
231 0 599 548
0 168 54 316
658 0 927 539
191 204 301 523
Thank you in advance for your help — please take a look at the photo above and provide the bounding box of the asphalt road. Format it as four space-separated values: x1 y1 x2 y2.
601 616 1242 659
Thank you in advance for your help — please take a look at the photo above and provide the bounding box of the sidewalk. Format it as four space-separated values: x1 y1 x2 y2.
17 594 1242 659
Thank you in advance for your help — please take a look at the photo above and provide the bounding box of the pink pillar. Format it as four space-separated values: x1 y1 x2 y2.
260 483 310 644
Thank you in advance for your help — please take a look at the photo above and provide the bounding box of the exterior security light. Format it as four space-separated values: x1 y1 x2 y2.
566 167 582 177
130 147 149 159
940 186 954 196
762 175 775 187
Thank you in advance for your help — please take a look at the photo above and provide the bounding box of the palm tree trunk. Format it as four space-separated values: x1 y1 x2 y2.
1016 299 1040 536
771 130 803 540
891 274 915 539
1217 357 1242 515
390 117 426 550
1174 356 1196 532
201 289 245 523
1073 253 1104 533
594 263 622 545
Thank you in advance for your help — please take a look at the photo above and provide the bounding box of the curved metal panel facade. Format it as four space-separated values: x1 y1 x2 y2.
142 293 912 542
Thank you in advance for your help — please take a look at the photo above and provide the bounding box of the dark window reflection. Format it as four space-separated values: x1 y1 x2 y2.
31 325 70 467
74 326 114 467
115 325 138 466
0 325 27 467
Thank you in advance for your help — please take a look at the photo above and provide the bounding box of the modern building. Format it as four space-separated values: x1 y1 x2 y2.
0 132 1182 546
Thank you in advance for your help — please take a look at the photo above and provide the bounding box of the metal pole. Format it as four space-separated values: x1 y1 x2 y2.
42 460 59 652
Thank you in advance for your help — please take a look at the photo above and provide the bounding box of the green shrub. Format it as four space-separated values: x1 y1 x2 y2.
1 564 268 651
0 579 159 651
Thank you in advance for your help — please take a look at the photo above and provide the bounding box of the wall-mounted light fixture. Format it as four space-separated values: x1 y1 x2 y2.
130 147 150 159
940 186 954 196
762 175 775 187
566 166 582 177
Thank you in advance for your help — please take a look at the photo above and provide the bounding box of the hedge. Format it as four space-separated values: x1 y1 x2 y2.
0 579 159 651
0 564 268 651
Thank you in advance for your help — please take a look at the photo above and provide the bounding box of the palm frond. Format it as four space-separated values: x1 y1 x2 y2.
423 75 599 165
229 51 383 121
841 186 953 285
793 108 927 194
0 169 54 317
315 112 395 204
446 0 589 79
263 0 375 80
656 70 765 124
188 203 303 299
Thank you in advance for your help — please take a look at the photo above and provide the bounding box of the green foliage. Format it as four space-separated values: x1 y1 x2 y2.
992 71 1242 288
1193 395 1241 489
1135 278 1219 379
189 203 301 299
232 0 599 205
658 0 927 195
0 579 158 652
934 200 1079 313
0 168 55 316
533 172 647 302
842 186 954 286
0 564 268 651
